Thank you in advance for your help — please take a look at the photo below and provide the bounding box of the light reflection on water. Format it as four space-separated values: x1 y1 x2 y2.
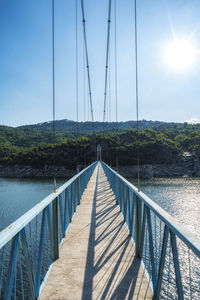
128 177 200 299
128 177 200 238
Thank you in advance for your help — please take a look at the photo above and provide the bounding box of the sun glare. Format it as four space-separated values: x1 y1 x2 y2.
163 38 197 71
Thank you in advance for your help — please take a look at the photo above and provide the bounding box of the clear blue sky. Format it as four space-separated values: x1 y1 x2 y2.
1 0 200 127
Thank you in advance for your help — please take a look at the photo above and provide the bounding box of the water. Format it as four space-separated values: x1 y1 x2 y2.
0 176 199 237
0 177 66 231
128 177 200 238
0 176 200 298
0 177 67 299
128 177 200 299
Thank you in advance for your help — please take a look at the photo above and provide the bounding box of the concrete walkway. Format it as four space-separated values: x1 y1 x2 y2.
39 163 153 300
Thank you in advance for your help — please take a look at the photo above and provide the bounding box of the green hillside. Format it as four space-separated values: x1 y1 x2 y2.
0 119 199 168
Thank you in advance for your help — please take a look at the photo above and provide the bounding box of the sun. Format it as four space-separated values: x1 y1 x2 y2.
163 38 197 71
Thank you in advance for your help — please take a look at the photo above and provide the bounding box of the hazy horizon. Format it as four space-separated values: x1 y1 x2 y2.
1 117 200 129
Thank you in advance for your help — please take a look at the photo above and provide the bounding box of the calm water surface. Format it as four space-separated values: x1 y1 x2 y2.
0 176 199 299
0 176 200 239
128 177 200 238
0 178 66 231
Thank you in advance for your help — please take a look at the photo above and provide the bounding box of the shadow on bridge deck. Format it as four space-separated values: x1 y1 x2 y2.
39 163 153 300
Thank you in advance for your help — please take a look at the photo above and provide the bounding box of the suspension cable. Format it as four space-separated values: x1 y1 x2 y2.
75 0 79 136
103 0 112 123
81 0 94 132
134 0 140 191
108 50 111 122
52 0 56 192
114 0 119 172
75 0 80 172
114 0 118 125
82 17 86 166
88 89 90 121
83 38 86 122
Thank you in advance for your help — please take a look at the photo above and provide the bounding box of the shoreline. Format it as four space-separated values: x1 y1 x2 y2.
0 161 200 179
115 162 199 179
0 164 76 179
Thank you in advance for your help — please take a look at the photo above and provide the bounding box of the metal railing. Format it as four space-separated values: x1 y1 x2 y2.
0 161 97 300
101 161 200 300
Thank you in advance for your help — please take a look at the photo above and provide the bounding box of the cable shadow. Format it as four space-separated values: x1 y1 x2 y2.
81 165 99 300
81 165 150 300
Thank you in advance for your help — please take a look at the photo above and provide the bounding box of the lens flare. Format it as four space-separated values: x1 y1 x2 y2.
163 38 197 71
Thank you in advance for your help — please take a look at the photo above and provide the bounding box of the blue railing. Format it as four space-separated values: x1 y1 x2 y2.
0 161 97 300
101 161 200 300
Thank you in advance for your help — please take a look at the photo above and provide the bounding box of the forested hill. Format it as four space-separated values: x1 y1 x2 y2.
0 119 199 148
19 119 190 134
0 119 200 169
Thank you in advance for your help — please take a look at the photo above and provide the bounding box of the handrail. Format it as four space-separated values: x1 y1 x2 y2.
0 161 97 249
101 161 200 300
0 161 97 300
101 162 200 257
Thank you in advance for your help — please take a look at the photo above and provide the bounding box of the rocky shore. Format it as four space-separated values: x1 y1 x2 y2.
0 159 200 179
116 161 200 179
0 165 76 179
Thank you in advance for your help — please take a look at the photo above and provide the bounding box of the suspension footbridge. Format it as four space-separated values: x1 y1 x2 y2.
39 163 152 300
0 161 200 299
1 0 200 299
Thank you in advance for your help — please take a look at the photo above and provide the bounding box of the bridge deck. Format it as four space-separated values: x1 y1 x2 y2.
39 163 153 299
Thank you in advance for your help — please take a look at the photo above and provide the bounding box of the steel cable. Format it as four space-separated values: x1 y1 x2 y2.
76 0 79 137
83 34 87 166
103 0 112 124
114 0 118 125
114 0 119 172
81 0 94 132
75 0 79 172
134 0 140 191
52 0 56 192
81 0 96 164
108 50 111 122
83 38 86 122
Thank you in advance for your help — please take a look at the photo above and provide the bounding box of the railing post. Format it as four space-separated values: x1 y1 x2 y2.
115 177 118 204
36 209 47 297
71 183 74 217
135 195 142 257
4 233 19 300
52 197 59 260
124 186 128 223
170 230 184 300
74 181 77 209
120 181 123 210
129 192 135 236
46 205 54 258
154 225 169 300
147 206 157 292
58 195 64 238
77 177 80 205
64 190 67 233
20 228 36 297
121 184 124 214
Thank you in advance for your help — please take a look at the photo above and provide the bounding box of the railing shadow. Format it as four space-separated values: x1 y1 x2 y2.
82 166 149 300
